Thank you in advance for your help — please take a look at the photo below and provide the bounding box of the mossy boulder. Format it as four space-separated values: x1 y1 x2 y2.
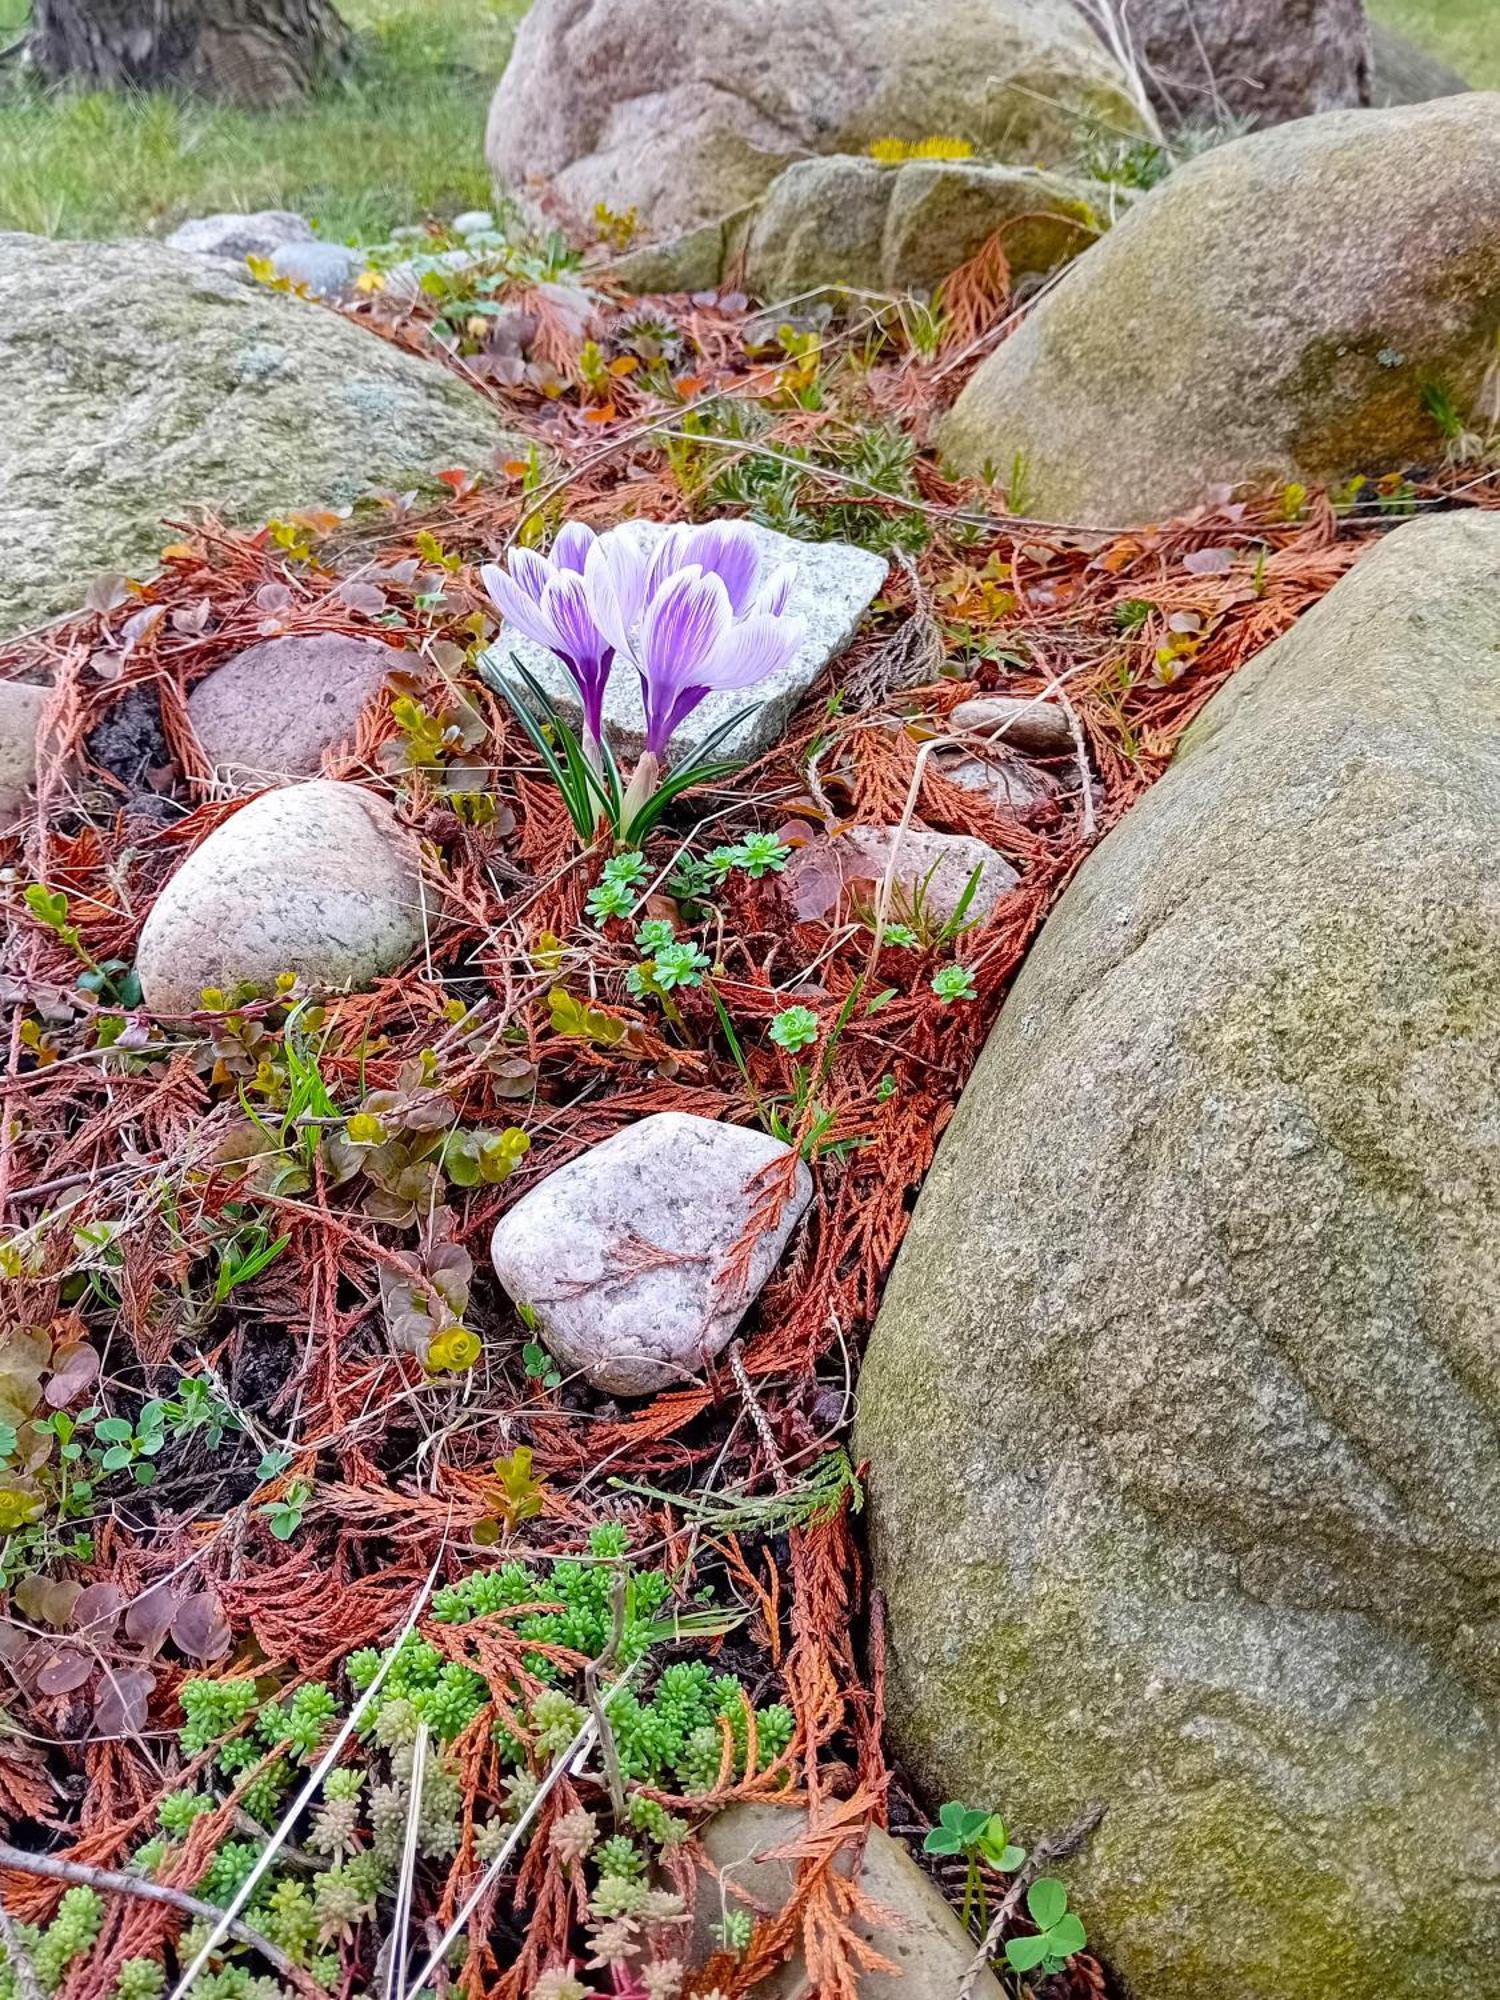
0 234 509 638
744 155 1096 300
854 511 1500 2000
485 0 1144 241
939 95 1500 524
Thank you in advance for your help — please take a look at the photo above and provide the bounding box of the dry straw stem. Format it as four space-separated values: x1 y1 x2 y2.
0 1841 323 1998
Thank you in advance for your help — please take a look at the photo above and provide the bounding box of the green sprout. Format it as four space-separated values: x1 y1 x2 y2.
930 965 977 1004
769 1006 819 1054
1004 1877 1087 1976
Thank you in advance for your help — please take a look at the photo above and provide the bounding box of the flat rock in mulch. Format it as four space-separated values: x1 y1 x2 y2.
165 211 314 262
187 633 404 786
690 1805 1004 2000
785 825 1018 926
136 780 420 1014
855 512 1500 2000
483 523 887 766
489 1111 813 1396
949 694 1073 755
744 155 1095 301
486 0 1144 240
0 681 45 826
938 94 1500 526
932 748 1053 817
0 233 511 639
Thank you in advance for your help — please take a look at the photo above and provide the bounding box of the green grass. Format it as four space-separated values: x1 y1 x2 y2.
1369 0 1500 88
0 0 527 241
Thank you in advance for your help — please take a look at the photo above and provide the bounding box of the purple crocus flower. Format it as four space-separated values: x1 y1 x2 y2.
481 523 614 758
485 516 804 835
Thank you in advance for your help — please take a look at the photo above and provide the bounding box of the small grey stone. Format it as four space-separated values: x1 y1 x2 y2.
0 680 45 826
934 748 1053 816
269 239 360 298
166 211 314 262
481 522 887 765
450 210 496 237
784 824 1018 926
188 633 404 788
690 1805 1004 2000
949 694 1075 755
489 1111 813 1395
136 780 420 1014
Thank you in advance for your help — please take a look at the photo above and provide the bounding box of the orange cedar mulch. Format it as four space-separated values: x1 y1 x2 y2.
2 279 1495 1999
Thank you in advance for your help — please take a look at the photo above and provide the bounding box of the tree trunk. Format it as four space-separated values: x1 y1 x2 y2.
26 0 351 107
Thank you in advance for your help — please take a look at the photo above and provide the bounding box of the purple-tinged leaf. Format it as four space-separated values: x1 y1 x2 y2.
44 1341 101 1408
1182 547 1233 576
92 1666 156 1737
123 1582 179 1651
72 1581 124 1638
171 1590 232 1662
36 1648 92 1696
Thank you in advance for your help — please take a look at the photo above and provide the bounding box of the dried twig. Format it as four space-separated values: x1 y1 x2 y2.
583 1578 629 1822
0 1841 325 1998
957 1803 1106 2000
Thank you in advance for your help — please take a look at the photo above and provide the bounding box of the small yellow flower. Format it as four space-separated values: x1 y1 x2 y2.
355 268 386 295
427 1326 481 1373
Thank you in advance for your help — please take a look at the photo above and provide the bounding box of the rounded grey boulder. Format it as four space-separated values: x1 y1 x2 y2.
485 0 1144 239
855 511 1500 1999
939 94 1500 525
0 234 510 639
136 781 421 1014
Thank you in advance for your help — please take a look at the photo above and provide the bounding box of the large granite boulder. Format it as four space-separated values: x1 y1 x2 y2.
0 235 508 638
939 94 1500 524
485 0 1145 240
1073 0 1370 130
854 512 1500 2000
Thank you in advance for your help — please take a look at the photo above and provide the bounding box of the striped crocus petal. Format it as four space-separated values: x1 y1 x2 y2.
550 520 597 574
480 558 566 653
678 520 763 616
700 610 806 691
541 570 613 737
753 563 796 618
638 567 732 755
585 526 656 662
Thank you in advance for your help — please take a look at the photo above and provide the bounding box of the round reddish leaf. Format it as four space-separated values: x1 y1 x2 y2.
36 1648 93 1696
44 1341 101 1408
171 1589 231 1662
72 1581 124 1638
92 1665 156 1737
123 1582 179 1651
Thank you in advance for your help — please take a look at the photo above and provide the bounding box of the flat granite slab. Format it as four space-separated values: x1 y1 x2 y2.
480 520 887 765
